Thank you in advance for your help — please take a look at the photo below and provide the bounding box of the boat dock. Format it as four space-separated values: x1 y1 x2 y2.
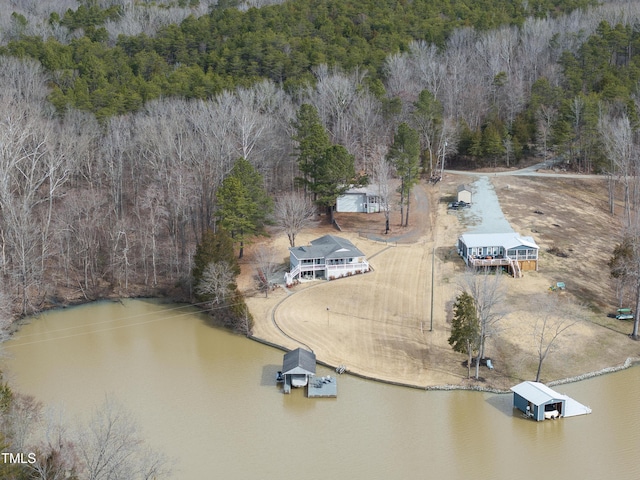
561 394 592 418
308 375 337 398
276 348 338 397
511 381 591 421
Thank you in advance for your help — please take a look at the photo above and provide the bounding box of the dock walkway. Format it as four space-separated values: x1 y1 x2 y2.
308 375 337 398
561 394 592 418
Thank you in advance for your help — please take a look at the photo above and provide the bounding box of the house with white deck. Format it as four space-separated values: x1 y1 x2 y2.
285 235 369 286
457 232 539 277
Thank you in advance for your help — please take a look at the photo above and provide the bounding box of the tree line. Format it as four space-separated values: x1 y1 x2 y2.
4 0 638 174
1 0 594 121
0 1 639 327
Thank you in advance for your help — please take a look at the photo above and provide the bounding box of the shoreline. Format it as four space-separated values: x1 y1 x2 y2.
2 295 639 395
247 332 640 394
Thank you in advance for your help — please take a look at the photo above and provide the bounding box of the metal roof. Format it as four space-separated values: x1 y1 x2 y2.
289 235 365 260
282 348 316 376
510 381 563 406
458 232 538 250
457 184 472 192
341 184 380 195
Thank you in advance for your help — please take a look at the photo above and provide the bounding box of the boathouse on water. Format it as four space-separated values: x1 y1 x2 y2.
511 381 592 421
281 348 316 393
277 348 338 397
511 381 565 421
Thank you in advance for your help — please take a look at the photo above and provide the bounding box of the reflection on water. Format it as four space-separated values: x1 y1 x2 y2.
2 299 639 480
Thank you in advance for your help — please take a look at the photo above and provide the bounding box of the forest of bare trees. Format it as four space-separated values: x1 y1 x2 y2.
0 385 172 480
0 0 638 330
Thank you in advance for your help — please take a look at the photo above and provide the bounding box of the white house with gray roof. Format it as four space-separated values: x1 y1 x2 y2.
457 232 539 277
285 234 370 286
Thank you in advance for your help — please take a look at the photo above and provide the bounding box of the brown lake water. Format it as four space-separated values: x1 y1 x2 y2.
1 299 639 479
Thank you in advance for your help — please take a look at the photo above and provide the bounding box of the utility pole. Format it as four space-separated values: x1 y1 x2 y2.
430 247 435 332
440 141 447 179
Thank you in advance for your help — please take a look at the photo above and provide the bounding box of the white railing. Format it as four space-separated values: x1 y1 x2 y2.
327 261 369 270
285 264 302 285
327 261 370 276
286 260 371 285
468 257 511 267
299 263 326 271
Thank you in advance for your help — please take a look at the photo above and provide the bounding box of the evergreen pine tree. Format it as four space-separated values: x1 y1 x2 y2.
449 291 480 379
387 122 421 227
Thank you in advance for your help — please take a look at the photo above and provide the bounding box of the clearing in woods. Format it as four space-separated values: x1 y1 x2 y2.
241 170 640 390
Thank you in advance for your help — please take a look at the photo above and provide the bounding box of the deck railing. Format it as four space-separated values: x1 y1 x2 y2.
327 261 369 272
286 260 371 285
298 263 326 271
468 257 512 267
284 264 302 285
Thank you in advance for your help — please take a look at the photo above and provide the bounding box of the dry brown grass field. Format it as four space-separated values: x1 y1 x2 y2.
240 171 640 390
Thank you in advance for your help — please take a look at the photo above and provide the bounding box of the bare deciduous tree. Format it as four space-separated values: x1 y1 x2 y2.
598 111 636 222
461 268 507 379
274 191 316 247
28 405 78 480
370 145 392 234
254 245 280 298
536 105 556 163
343 89 385 173
196 261 236 306
311 65 366 146
1 393 42 453
138 185 167 287
77 397 171 480
0 100 53 314
531 294 578 382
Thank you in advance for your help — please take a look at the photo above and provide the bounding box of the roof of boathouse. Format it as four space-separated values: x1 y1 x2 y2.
282 348 316 376
289 235 365 260
510 381 563 406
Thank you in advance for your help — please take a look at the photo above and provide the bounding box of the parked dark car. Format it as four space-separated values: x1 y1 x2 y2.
448 201 470 210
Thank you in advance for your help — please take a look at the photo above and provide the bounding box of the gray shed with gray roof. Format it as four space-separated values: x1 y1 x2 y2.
282 348 316 391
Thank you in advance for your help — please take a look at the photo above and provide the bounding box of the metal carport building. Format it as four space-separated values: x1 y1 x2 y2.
511 381 566 421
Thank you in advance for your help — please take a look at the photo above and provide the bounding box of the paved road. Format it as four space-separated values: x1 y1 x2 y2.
445 161 605 179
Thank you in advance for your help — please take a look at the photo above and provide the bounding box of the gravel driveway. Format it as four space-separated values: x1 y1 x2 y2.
461 175 514 234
